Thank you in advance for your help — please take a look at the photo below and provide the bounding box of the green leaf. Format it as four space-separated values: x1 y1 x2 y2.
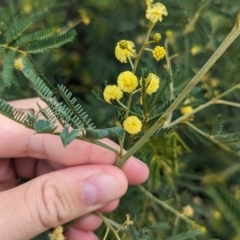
85 127 124 139
22 55 56 93
58 85 95 129
1 16 34 44
149 222 171 230
149 98 174 121
27 29 77 53
0 98 34 128
153 127 176 136
207 183 240 230
0 46 5 56
2 50 16 87
13 28 57 47
34 119 57 133
60 127 79 147
211 114 223 135
166 229 202 240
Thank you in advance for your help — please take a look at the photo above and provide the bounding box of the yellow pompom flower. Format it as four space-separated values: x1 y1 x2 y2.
191 45 202 56
182 205 194 217
123 116 142 135
180 106 193 115
141 73 160 95
115 40 136 63
146 2 168 23
14 58 24 71
117 71 138 93
103 85 123 103
152 46 165 61
153 33 161 42
166 30 173 38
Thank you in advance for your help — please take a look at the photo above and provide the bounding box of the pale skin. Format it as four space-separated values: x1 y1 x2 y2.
0 98 149 240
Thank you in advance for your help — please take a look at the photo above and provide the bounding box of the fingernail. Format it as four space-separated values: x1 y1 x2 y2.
82 173 120 205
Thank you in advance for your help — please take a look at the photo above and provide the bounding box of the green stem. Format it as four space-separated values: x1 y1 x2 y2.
164 37 174 124
166 83 240 129
117 14 240 166
138 185 199 227
97 213 123 240
215 99 240 108
185 122 235 154
132 22 154 74
54 131 120 156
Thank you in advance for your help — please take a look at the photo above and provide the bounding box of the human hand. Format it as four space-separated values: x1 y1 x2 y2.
0 98 149 240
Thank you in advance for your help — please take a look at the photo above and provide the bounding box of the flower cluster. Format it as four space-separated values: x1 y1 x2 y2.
146 2 168 24
103 71 138 104
115 40 136 63
102 1 168 136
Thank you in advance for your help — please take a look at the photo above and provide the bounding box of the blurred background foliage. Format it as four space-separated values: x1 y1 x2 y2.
1 0 240 239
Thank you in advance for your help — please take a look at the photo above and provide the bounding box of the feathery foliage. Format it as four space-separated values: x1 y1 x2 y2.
207 184 240 230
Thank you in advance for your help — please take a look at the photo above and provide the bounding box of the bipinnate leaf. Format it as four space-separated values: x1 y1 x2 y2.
2 50 15 87
165 229 202 240
27 29 77 53
211 114 223 136
85 127 124 139
34 119 57 133
60 127 79 147
207 183 240 230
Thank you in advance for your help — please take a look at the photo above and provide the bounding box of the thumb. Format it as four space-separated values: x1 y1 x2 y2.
0 165 128 240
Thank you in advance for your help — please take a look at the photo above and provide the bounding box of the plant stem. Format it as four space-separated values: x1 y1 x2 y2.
117 13 240 166
138 185 198 226
166 83 240 129
97 213 123 240
185 122 235 155
132 23 154 74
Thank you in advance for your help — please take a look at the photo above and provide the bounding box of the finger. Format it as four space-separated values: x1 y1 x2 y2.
65 228 99 240
0 116 115 164
97 199 120 213
13 158 65 178
0 158 17 190
71 213 102 231
0 164 127 240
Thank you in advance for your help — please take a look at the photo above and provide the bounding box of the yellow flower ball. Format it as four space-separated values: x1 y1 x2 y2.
123 116 142 135
180 106 193 115
142 73 160 95
191 45 202 56
166 30 173 38
146 2 168 23
152 46 165 61
103 85 123 103
182 205 194 217
153 33 161 42
115 40 136 63
14 58 24 71
117 71 138 93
